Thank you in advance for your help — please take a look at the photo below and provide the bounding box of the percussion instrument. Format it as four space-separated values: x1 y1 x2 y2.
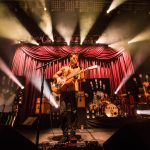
104 103 118 117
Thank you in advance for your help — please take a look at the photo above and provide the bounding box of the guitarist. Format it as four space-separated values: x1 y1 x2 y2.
53 53 84 143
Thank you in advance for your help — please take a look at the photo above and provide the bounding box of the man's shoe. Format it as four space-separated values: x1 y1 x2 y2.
58 135 69 143
70 130 76 137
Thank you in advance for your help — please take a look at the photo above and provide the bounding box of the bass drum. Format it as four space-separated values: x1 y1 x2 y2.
104 103 118 117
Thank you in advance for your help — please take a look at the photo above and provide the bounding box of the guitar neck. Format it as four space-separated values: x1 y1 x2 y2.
66 65 97 81
66 71 82 81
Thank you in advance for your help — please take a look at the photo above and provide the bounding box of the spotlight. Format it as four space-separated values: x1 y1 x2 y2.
136 110 150 115
21 86 24 89
106 10 110 14
136 110 141 115
128 41 132 44
114 91 117 95
0 58 24 89
106 0 127 14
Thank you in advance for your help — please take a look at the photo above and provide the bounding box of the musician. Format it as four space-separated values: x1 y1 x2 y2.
131 76 140 103
143 81 150 102
53 53 84 143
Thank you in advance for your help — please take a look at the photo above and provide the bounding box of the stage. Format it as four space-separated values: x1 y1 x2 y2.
16 126 115 149
13 116 150 150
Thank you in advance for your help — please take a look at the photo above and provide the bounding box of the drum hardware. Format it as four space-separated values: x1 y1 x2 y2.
91 114 96 119
91 109 95 113
86 109 90 113
95 111 100 116
104 103 118 117
96 91 104 100
86 114 90 119
89 101 119 117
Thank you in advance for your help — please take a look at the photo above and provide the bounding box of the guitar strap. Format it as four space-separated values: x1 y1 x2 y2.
69 64 78 69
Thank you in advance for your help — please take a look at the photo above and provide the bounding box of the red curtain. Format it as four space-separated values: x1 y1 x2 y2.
12 45 134 117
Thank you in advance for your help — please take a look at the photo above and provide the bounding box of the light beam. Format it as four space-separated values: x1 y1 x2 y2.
0 58 24 89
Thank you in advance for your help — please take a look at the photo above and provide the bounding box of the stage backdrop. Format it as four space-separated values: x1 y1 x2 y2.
11 45 134 118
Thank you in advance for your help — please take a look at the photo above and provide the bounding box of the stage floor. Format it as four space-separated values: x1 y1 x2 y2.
17 127 117 147
15 116 150 149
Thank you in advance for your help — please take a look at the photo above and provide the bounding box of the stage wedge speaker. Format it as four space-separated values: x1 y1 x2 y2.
0 126 36 150
103 120 150 150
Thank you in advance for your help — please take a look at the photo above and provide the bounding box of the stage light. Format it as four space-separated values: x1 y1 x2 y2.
0 3 35 44
96 34 108 45
15 39 39 46
108 40 128 51
130 41 150 74
54 13 77 46
106 0 127 14
26 72 58 108
39 11 54 42
79 0 104 44
22 0 53 42
127 27 150 44
0 58 24 90
128 41 131 44
118 41 148 99
30 40 40 45
66 39 70 46
114 91 117 95
136 110 150 115
97 9 145 45
21 86 24 89
136 110 141 115
114 70 133 94
107 10 110 14
80 13 100 45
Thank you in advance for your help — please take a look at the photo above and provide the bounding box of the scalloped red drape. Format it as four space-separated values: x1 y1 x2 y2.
12 45 134 117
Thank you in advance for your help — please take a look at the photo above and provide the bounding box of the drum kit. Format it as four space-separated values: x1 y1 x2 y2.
89 91 119 117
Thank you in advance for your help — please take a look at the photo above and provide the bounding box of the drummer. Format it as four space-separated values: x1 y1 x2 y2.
93 91 103 105
100 92 110 105
94 91 110 108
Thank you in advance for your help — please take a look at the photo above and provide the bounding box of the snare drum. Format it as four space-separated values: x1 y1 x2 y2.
104 103 118 117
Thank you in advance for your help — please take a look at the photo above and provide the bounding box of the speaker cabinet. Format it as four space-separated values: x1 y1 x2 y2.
77 91 85 108
35 97 50 114
103 120 150 150
0 126 36 150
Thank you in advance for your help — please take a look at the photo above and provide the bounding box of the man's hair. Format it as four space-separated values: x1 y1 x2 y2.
70 52 79 58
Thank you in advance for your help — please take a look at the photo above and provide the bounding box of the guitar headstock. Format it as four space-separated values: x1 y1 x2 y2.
86 65 98 71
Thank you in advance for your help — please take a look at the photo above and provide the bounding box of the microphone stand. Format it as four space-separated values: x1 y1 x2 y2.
35 56 67 149
35 64 45 149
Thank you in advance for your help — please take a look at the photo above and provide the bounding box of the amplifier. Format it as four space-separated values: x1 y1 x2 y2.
35 97 51 114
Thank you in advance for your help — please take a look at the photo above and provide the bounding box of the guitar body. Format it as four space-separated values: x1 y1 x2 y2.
51 65 98 94
51 76 75 94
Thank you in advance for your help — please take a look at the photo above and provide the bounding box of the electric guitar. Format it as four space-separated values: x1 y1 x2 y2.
51 65 98 94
